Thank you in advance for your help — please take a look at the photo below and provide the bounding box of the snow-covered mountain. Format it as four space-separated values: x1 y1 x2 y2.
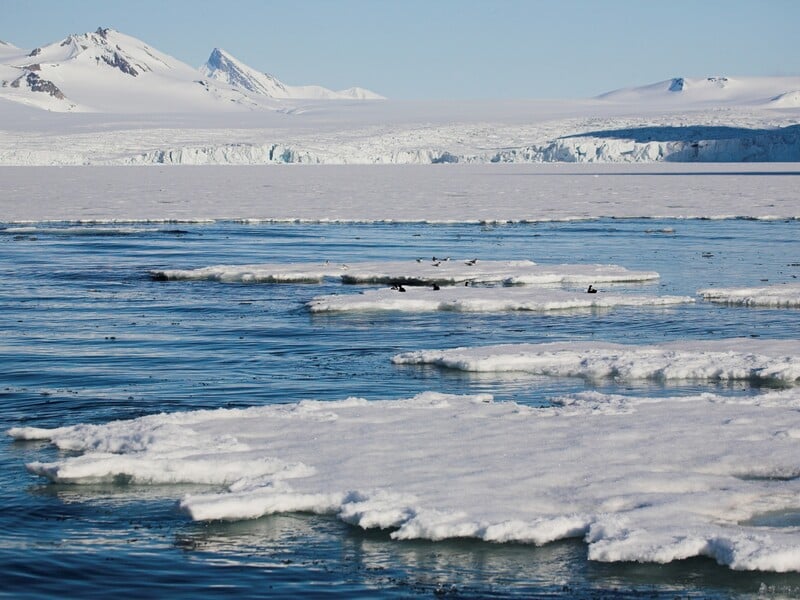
201 47 384 101
0 29 798 165
0 28 383 112
598 75 800 108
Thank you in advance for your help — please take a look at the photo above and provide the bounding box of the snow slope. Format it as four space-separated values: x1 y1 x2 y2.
0 28 799 164
201 47 384 100
598 76 800 108
0 28 381 113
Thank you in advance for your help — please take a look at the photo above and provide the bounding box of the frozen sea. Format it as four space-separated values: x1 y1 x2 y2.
2 173 800 597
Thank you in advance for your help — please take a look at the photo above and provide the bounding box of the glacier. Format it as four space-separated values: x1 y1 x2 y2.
0 28 799 165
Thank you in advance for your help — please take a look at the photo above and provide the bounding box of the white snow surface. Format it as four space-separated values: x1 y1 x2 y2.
1 31 799 166
0 102 797 165
598 76 800 107
1 163 798 223
201 48 384 101
11 389 800 572
151 259 659 286
308 286 689 313
392 339 800 384
0 28 381 114
699 284 800 307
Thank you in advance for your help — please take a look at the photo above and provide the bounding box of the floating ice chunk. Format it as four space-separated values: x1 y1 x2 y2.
502 263 659 285
12 389 800 571
308 286 691 313
392 339 800 384
150 259 659 286
150 262 343 283
699 284 800 307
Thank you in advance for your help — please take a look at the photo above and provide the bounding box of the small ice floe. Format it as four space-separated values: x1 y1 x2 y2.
150 262 342 283
308 286 692 313
392 338 800 385
11 389 800 572
149 259 660 286
699 283 800 308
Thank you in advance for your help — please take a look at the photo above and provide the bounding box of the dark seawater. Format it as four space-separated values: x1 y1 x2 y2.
2 218 800 599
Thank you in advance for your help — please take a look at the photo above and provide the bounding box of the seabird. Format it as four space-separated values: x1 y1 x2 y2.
465 259 477 266
587 285 598 294
432 283 440 291
398 284 406 292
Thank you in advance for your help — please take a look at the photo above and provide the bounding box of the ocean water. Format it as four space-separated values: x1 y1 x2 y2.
2 218 800 599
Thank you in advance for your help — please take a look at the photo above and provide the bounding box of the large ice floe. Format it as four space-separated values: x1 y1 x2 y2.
699 283 800 308
150 259 660 286
392 339 800 385
10 388 800 572
308 286 691 313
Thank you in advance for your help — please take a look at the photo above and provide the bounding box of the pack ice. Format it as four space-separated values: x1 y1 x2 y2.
392 339 800 384
10 388 800 572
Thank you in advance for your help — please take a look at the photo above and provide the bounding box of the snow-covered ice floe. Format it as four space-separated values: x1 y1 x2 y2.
11 389 800 572
308 286 690 313
150 259 659 286
392 339 800 385
699 283 800 308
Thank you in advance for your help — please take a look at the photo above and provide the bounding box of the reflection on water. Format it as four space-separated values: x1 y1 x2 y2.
2 218 800 598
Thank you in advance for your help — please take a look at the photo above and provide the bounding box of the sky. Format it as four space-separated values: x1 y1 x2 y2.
3 0 799 100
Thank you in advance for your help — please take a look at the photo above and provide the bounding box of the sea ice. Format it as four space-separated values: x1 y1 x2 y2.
392 339 800 384
11 389 800 572
1 164 798 223
151 259 659 286
308 286 690 313
699 283 800 307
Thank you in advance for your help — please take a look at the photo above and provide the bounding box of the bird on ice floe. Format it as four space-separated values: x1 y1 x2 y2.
432 283 440 291
465 259 477 266
587 285 598 294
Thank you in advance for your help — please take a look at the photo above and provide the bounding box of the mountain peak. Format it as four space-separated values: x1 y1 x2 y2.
201 47 383 100
202 47 287 96
0 27 383 113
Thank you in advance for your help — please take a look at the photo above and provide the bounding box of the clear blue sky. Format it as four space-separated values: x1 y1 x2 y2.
3 0 798 99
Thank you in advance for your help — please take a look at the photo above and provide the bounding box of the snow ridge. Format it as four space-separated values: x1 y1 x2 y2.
201 47 384 100
0 27 383 112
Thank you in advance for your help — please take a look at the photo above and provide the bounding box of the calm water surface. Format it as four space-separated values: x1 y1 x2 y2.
2 219 800 598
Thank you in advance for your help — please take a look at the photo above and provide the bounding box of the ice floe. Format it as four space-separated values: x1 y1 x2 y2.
308 286 690 313
699 283 800 307
11 389 800 571
151 259 659 286
392 339 800 384
3 164 799 223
